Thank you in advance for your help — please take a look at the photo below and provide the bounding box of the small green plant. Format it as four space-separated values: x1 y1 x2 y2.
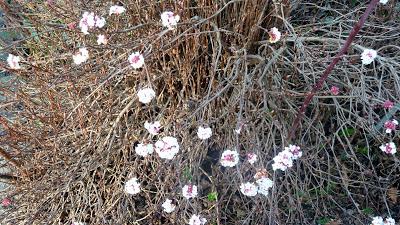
207 191 218 202
338 127 356 138
362 207 374 215
182 167 193 181
317 217 331 225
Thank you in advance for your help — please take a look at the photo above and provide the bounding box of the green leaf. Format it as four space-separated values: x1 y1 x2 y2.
362 207 374 215
356 146 369 155
317 217 331 225
338 127 355 137
207 192 218 201
182 167 192 181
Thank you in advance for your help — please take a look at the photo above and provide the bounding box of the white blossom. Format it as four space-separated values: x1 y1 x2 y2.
144 121 161 135
109 5 126 15
361 49 377 65
161 11 180 30
285 144 302 160
128 52 145 69
73 47 89 65
220 150 239 167
7 54 21 70
97 34 107 45
240 182 258 197
182 184 198 199
197 126 212 140
384 218 396 225
71 222 86 225
379 142 397 155
79 12 104 34
154 136 180 159
247 153 257 164
94 15 106 28
379 0 389 4
137 88 156 104
256 177 273 196
268 27 281 43
124 177 140 195
161 198 176 213
272 150 294 171
188 214 207 225
135 143 154 157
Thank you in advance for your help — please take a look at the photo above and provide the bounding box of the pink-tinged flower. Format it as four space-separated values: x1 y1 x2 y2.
71 222 86 225
383 100 394 109
379 142 397 155
285 144 302 160
220 150 239 167
97 34 107 45
197 126 212 140
1 198 11 207
161 11 180 30
330 86 339 95
7 54 21 70
79 12 95 34
94 15 106 28
188 214 207 225
128 52 145 69
137 88 156 104
67 22 76 30
135 143 154 157
144 121 161 135
268 27 281 43
240 182 258 197
182 184 198 199
272 150 294 171
380 0 389 4
72 47 89 65
384 119 398 134
247 153 258 164
161 198 176 213
256 177 273 196
124 177 140 195
109 5 126 15
384 218 396 225
361 49 377 65
154 136 180 159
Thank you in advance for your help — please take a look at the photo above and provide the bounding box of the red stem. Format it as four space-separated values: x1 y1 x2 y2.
288 0 380 141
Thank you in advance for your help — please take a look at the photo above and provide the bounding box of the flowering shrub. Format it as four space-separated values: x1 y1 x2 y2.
379 142 397 155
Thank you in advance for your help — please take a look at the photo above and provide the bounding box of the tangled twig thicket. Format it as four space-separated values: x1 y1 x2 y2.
0 0 399 224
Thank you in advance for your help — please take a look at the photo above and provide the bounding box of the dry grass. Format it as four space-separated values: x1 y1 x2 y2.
0 0 399 224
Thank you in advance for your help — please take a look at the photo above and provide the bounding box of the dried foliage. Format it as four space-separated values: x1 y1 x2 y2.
0 0 399 224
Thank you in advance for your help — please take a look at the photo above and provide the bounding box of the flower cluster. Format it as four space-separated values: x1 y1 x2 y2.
383 100 394 109
155 136 180 159
144 121 161 135
240 172 274 197
330 86 339 95
384 119 398 134
361 49 377 65
137 87 156 104
197 126 212 140
124 177 140 195
161 11 180 30
7 54 21 70
371 216 395 225
188 214 207 225
134 143 154 157
182 184 198 199
247 152 258 164
128 52 145 69
272 145 302 171
161 198 176 213
79 12 105 35
379 142 397 155
268 27 281 43
71 222 86 225
109 5 126 15
220 150 240 167
73 48 89 65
